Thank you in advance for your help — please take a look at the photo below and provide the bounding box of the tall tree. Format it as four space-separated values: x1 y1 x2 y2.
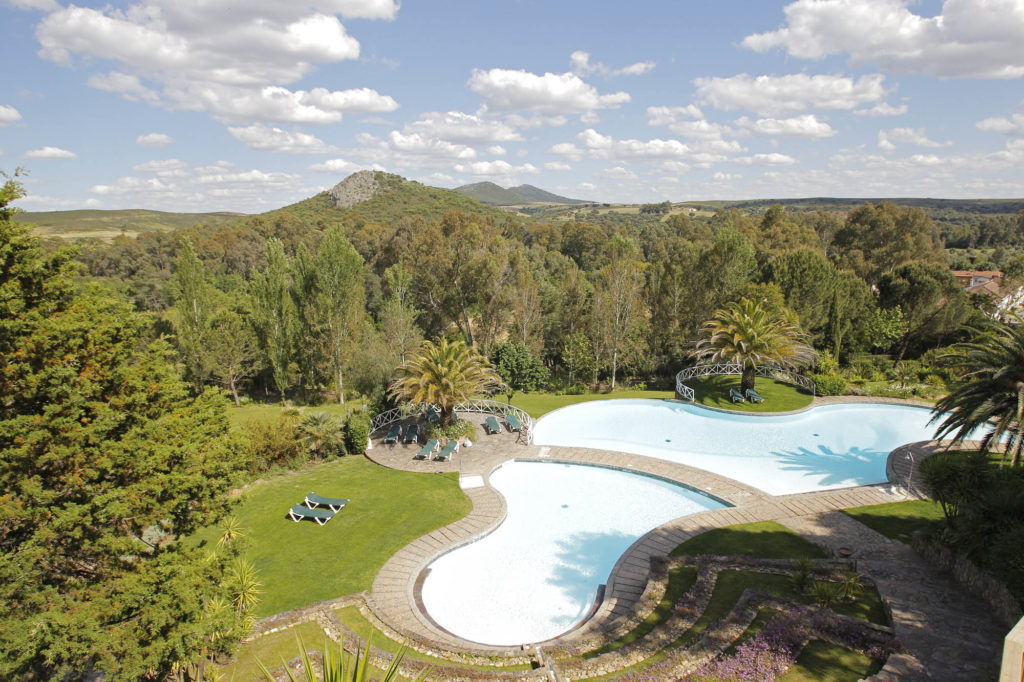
0 193 251 679
251 238 295 402
207 307 261 407
389 338 502 426
591 236 648 389
831 202 944 283
489 341 549 404
170 237 215 391
695 297 815 392
313 226 366 404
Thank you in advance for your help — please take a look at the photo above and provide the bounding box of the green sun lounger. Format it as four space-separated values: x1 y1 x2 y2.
404 423 420 444
505 413 522 431
435 440 458 462
425 406 440 424
729 388 745 403
288 504 335 525
414 438 439 460
484 415 501 435
304 492 349 512
745 388 764 403
384 423 402 444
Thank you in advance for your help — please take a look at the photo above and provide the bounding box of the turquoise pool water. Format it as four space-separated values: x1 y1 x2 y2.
419 460 725 646
533 399 941 495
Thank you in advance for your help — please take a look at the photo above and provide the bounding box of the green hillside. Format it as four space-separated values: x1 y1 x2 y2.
510 184 589 204
18 209 245 241
455 181 587 206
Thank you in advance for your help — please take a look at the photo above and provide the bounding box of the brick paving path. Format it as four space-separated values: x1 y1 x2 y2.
360 402 1009 678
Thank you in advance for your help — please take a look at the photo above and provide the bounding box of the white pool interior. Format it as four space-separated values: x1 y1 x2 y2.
419 460 725 646
533 399 942 496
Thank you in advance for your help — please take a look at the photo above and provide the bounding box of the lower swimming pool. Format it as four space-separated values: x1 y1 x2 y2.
532 399 941 496
419 460 725 646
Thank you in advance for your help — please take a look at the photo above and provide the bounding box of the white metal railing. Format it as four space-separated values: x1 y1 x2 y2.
675 362 816 401
370 399 535 444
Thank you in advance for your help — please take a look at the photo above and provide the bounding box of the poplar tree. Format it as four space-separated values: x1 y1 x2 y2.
251 238 295 402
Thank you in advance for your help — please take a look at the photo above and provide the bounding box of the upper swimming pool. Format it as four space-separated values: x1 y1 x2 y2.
532 399 941 496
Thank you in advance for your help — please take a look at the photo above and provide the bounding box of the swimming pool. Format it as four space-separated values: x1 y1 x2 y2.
533 399 941 496
419 460 726 646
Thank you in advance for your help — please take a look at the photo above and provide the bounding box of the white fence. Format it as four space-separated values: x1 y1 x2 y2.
370 399 535 444
675 362 816 401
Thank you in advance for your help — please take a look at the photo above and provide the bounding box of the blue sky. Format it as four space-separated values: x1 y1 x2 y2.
2 0 1024 212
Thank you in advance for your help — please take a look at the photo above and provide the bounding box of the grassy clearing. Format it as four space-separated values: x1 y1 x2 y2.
671 521 828 560
780 639 881 681
226 400 365 430
583 566 698 658
687 375 813 412
191 457 471 617
841 500 945 544
510 389 674 418
219 620 328 681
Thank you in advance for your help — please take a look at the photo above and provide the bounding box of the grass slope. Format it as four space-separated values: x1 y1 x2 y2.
192 457 471 617
671 521 827 560
687 375 814 412
509 389 675 418
841 500 945 544
19 208 244 240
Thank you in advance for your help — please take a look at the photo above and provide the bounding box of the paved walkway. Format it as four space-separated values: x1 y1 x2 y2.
362 401 1010 678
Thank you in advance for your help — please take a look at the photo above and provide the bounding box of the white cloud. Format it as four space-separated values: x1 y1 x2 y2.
601 166 639 180
469 68 630 116
742 0 1024 79
0 105 23 127
545 161 571 171
694 73 887 116
734 114 837 138
877 127 951 150
977 113 1024 136
487 145 507 156
132 158 190 177
308 158 358 173
9 0 59 10
570 50 655 78
713 172 742 181
24 146 77 159
548 142 585 161
452 160 539 179
404 111 522 145
853 102 908 117
35 2 399 124
578 128 704 161
136 132 173 147
228 124 338 153
646 105 704 126
732 153 798 166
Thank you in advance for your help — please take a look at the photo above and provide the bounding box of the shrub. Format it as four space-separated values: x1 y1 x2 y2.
813 373 848 396
564 383 587 395
344 413 370 454
426 418 477 443
811 580 843 607
242 416 304 472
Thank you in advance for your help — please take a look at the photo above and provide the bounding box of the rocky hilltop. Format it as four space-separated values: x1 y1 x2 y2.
328 170 414 208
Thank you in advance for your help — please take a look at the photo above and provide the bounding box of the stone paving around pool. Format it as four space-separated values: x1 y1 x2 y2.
322 401 1008 680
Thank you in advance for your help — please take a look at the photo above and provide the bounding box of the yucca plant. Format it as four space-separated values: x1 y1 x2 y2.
257 633 430 682
389 338 503 426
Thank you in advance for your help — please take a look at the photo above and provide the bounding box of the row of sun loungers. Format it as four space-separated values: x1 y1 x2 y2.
412 438 458 462
287 492 349 525
730 388 765 404
384 423 421 445
484 414 522 435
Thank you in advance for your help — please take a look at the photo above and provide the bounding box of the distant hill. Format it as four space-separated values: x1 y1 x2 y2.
454 181 588 206
18 208 245 241
687 197 1024 215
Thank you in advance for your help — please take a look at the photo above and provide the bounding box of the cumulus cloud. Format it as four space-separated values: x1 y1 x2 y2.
569 50 655 78
403 111 523 145
853 102 908 117
694 73 887 116
24 146 77 159
0 104 23 127
735 114 837 138
346 131 478 171
732 153 798 166
977 113 1024 136
877 127 951 150
545 161 572 171
742 0 1024 79
228 124 338 153
453 160 539 176
601 166 639 180
136 132 173 147
132 158 190 177
469 68 630 116
548 142 585 161
487 145 507 156
35 1 400 124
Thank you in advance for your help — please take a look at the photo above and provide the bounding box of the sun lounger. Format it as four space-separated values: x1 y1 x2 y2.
745 388 764 403
384 423 402 444
304 492 349 512
288 504 335 525
425 406 440 424
435 440 458 462
404 423 420 444
414 438 439 460
505 413 522 432
484 415 501 435
729 388 745 403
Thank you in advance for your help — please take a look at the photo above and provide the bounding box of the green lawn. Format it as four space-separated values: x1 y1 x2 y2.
671 521 828 560
227 400 364 429
510 389 674 418
221 619 329 681
841 500 945 544
687 375 814 412
192 457 471 617
781 639 881 681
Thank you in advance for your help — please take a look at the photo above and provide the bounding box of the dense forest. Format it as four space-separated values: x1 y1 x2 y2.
62 171 1024 409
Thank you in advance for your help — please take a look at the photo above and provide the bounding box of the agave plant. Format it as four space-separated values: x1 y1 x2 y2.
258 633 430 682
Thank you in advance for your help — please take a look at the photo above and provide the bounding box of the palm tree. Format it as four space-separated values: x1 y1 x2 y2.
931 320 1024 467
695 297 815 393
297 411 344 459
389 338 503 426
